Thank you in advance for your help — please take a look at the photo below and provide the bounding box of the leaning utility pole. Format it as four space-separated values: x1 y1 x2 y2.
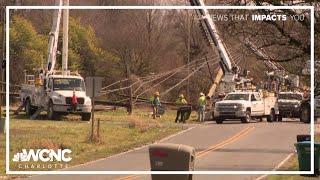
187 10 191 101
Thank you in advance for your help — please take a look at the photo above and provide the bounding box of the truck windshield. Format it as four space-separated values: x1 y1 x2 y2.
224 94 249 101
53 78 85 91
278 94 302 100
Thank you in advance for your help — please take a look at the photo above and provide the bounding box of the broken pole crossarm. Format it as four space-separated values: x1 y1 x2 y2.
134 71 180 102
134 56 220 101
100 78 129 91
162 61 219 96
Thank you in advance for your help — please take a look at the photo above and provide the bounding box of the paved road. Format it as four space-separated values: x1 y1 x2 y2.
27 118 309 180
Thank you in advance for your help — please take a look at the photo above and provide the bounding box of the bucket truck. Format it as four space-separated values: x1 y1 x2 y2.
190 0 279 123
19 0 92 121
245 39 309 122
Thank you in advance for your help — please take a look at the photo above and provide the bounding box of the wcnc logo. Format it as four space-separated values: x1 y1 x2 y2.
12 149 72 162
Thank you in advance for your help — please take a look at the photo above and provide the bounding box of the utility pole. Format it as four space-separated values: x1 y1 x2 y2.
90 77 95 141
124 50 133 115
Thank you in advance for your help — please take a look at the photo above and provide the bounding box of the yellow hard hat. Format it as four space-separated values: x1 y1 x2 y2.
179 94 184 98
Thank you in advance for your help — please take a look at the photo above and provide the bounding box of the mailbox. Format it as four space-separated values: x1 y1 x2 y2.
149 143 195 180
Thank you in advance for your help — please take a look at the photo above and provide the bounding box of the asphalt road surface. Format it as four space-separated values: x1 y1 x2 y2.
26 118 310 180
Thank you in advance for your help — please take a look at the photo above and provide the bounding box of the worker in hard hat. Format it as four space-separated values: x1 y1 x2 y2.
151 91 161 119
198 92 206 122
175 94 188 123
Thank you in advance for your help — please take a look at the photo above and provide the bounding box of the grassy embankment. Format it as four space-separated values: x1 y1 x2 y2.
1 107 196 174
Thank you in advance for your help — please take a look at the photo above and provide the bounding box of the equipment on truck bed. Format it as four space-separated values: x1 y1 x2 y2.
18 0 92 120
244 39 300 92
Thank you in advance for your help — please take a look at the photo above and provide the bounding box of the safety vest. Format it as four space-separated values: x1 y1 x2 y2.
176 98 187 105
198 96 206 106
149 96 155 104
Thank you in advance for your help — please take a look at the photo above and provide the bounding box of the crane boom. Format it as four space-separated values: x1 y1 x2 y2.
190 0 242 98
46 0 63 74
190 0 233 73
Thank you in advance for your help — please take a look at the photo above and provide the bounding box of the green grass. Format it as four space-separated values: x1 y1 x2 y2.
0 108 186 174
92 107 200 124
267 134 320 180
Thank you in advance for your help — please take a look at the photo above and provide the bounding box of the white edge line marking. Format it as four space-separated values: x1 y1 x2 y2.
255 153 295 180
27 124 199 179
65 125 198 169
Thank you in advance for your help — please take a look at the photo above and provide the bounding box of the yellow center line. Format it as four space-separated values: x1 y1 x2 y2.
196 126 255 158
115 125 255 180
115 174 141 180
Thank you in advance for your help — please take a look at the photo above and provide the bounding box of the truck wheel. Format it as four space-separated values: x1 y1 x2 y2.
47 101 57 120
278 115 283 122
241 110 251 123
25 99 36 116
267 109 275 122
215 118 224 124
81 113 91 121
300 105 310 123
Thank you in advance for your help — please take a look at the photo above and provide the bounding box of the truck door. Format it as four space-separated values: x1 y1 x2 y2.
46 78 54 101
251 94 264 115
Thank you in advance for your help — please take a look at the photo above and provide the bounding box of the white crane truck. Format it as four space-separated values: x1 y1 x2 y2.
19 0 92 121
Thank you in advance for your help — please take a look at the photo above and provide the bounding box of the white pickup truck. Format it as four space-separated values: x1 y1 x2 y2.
214 91 279 124
20 72 92 121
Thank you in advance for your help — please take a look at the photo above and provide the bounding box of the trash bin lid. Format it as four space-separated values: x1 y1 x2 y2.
295 141 320 151
296 141 320 145
149 143 195 154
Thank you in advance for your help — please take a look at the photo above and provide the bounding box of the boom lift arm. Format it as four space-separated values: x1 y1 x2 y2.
190 0 233 74
46 0 63 74
190 0 241 97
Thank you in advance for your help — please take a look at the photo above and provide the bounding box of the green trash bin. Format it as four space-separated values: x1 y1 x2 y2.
295 141 320 176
